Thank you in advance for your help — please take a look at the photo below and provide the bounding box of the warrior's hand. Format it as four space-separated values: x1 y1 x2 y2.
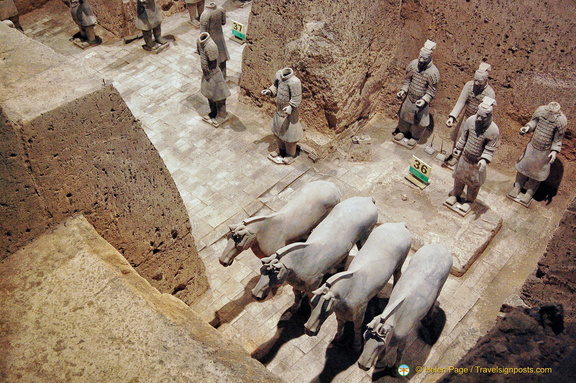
548 151 557 164
477 159 487 172
261 89 271 96
519 126 529 135
452 148 461 157
446 116 456 127
396 90 406 99
282 105 293 115
415 99 426 108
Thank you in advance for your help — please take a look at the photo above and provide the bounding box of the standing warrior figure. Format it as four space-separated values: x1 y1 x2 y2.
445 97 498 213
185 0 204 27
508 102 567 205
394 40 440 148
446 62 496 164
0 0 23 31
66 0 100 47
262 68 303 165
136 0 168 52
200 2 229 78
198 32 230 127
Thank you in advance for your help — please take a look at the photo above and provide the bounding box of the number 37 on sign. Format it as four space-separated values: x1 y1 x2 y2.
406 155 432 189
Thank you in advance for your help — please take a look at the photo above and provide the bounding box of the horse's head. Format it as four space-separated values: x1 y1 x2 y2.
358 316 394 370
251 255 288 300
219 223 256 267
305 284 339 336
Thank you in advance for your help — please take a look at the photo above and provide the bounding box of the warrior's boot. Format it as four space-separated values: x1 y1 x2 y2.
143 30 159 50
85 25 100 46
153 25 168 45
508 183 521 198
519 190 534 205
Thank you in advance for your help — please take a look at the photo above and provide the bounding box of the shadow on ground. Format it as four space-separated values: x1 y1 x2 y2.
251 296 312 364
209 275 261 328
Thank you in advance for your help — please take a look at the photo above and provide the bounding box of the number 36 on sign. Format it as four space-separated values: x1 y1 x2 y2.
406 155 432 189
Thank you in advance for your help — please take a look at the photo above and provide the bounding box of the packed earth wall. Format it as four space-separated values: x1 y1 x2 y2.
439 195 576 382
0 23 208 304
241 0 576 167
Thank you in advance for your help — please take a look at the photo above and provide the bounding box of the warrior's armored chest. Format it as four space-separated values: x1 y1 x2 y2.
463 129 488 162
532 117 559 151
407 70 430 102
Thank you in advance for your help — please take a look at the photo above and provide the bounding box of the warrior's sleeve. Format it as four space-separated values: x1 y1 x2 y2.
288 77 302 109
449 81 472 119
200 13 209 32
421 66 439 104
268 71 281 97
455 117 472 152
551 113 568 153
220 8 226 25
198 49 210 73
205 42 219 62
400 61 416 93
525 106 547 134
481 124 499 163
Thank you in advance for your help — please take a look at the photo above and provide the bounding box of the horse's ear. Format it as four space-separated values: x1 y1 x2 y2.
237 228 249 236
260 254 277 264
270 259 283 270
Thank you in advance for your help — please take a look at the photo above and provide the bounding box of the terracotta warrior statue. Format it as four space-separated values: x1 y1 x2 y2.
65 0 100 46
0 0 23 31
508 102 567 204
136 0 168 52
446 97 498 213
395 40 440 147
200 2 229 78
197 32 230 126
446 62 496 164
185 0 204 27
262 68 303 165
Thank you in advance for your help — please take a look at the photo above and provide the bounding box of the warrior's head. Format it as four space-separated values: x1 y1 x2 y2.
475 96 495 131
546 101 561 117
418 40 436 71
473 63 491 94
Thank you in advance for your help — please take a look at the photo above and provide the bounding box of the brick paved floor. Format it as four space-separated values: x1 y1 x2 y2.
20 2 568 382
